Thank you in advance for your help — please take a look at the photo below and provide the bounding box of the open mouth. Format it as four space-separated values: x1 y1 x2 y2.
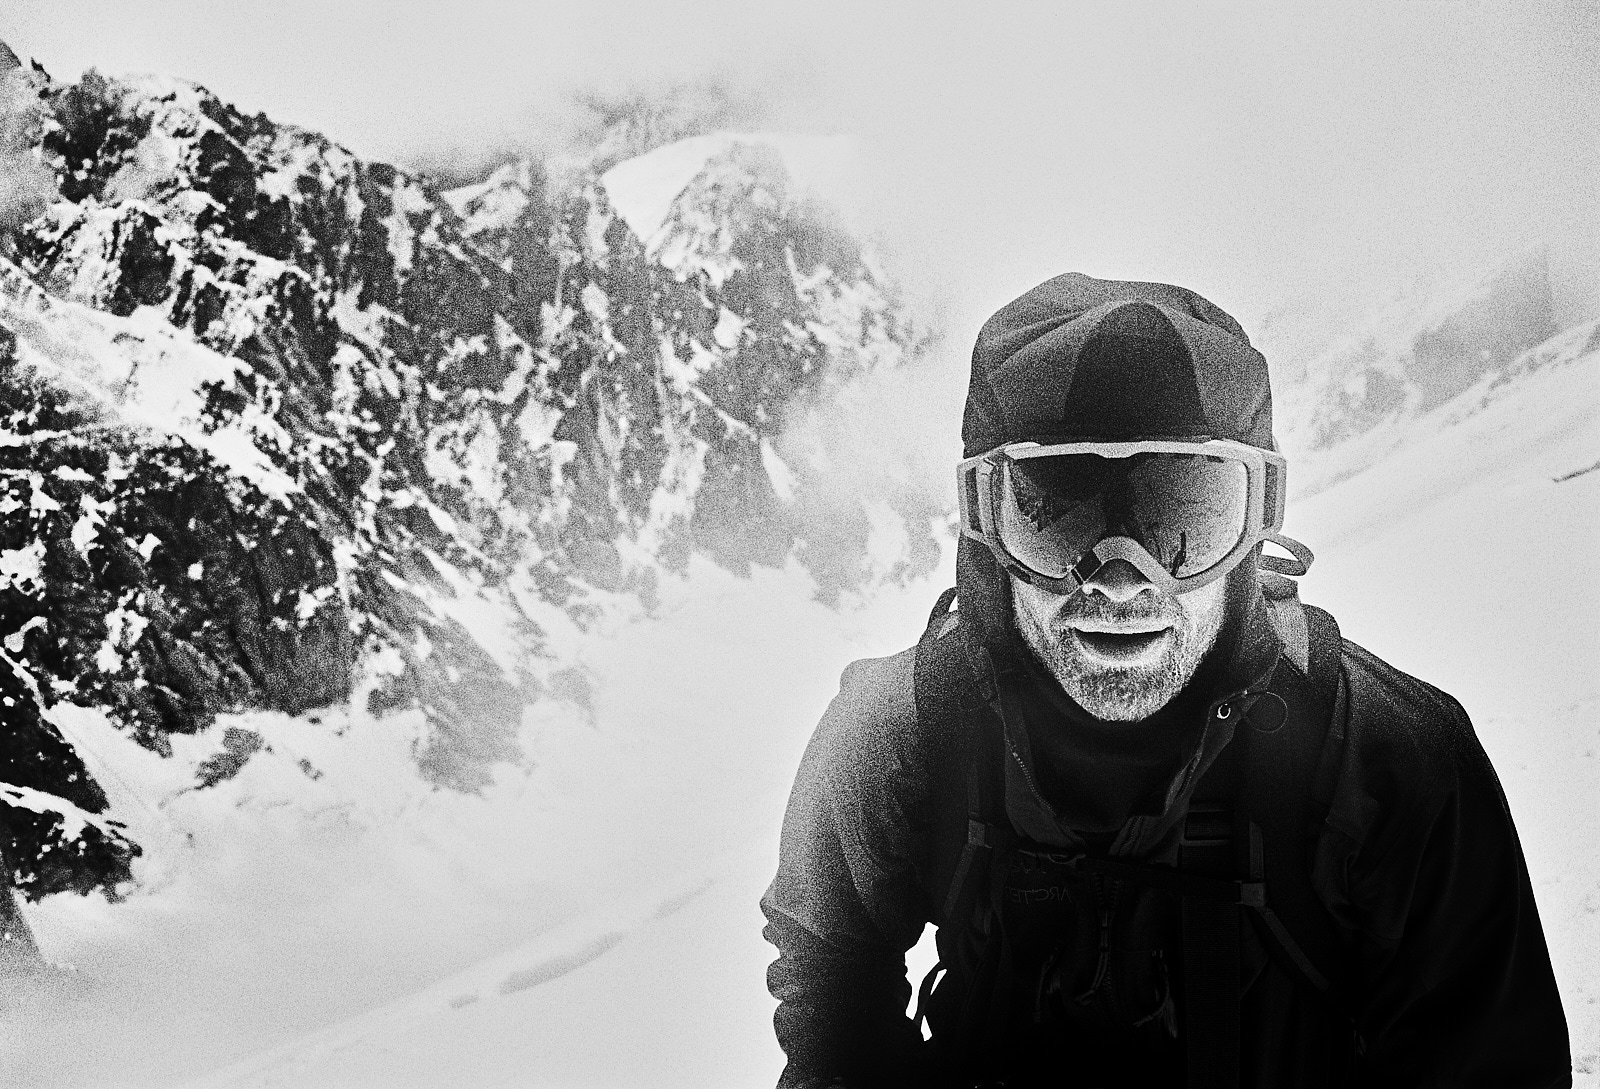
1071 627 1172 663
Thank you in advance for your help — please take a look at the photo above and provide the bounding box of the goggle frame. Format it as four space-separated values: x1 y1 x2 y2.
956 438 1295 596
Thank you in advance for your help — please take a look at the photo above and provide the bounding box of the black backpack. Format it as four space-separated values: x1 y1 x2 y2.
909 580 1358 1088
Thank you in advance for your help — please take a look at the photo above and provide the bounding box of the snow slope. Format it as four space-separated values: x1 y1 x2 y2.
4 546 946 1087
89 322 1590 1088
168 559 948 1089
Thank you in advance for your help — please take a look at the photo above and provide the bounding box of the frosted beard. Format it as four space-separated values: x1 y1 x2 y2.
1013 578 1229 722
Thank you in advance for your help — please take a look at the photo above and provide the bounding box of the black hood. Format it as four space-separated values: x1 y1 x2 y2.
957 272 1278 658
963 272 1275 456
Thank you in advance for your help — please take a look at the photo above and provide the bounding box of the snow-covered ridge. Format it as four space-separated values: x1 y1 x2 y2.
0 62 933 904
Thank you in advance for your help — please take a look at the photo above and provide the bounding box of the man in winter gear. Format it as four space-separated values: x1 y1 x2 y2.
761 273 1570 1088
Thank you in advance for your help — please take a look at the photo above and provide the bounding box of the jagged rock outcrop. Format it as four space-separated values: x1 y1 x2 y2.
0 59 933 900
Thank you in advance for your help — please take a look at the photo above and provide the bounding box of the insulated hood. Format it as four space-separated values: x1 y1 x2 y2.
963 272 1276 456
957 273 1278 656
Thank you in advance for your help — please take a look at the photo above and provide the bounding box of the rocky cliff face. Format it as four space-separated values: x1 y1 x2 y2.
0 62 932 901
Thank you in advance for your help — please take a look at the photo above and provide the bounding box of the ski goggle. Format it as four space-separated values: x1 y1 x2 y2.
957 439 1309 595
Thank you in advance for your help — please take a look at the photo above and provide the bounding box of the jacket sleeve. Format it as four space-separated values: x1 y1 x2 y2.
1317 648 1571 1088
760 649 933 1089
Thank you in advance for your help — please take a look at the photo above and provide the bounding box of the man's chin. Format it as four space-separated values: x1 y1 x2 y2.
1059 667 1186 722
1045 640 1189 721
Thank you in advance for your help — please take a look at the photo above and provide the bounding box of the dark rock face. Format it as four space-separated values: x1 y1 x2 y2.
0 69 933 899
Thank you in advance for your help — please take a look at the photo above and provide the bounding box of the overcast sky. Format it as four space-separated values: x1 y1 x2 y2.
3 1 1596 343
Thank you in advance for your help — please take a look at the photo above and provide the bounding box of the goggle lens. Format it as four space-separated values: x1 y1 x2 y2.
996 452 1250 580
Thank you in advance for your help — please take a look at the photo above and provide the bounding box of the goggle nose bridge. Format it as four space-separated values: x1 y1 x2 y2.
1079 535 1198 591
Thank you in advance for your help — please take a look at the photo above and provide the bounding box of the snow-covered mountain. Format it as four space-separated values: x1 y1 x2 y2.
0 58 932 906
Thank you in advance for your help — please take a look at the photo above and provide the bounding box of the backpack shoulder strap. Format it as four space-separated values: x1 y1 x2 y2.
912 588 1010 923
1172 586 1352 1088
1234 588 1354 1005
911 589 1023 1075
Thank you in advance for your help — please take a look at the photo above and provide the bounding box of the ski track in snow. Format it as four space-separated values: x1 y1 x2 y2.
11 332 1600 1086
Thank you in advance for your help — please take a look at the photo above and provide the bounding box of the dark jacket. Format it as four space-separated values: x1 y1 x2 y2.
761 593 1571 1088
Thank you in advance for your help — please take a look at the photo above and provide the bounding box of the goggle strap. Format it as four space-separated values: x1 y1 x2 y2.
1260 532 1314 578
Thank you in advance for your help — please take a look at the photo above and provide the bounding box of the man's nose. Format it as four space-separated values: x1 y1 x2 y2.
1080 558 1156 603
